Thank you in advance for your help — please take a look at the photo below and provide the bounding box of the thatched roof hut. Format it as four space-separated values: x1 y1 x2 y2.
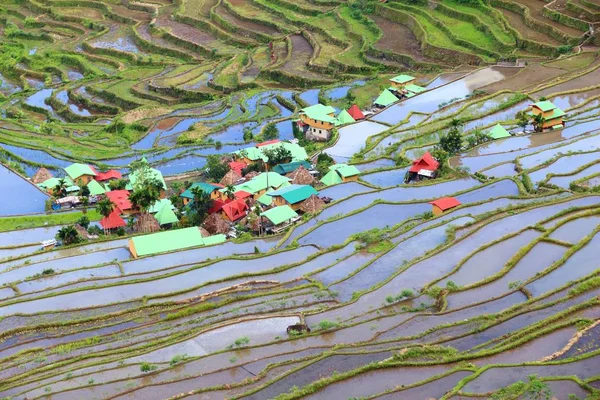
244 171 259 180
203 213 230 235
135 212 160 234
199 227 211 237
288 166 315 185
31 167 53 184
299 194 325 214
220 170 243 186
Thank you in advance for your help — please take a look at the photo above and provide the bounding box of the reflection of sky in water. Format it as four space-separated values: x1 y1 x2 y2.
0 164 48 216
372 68 510 125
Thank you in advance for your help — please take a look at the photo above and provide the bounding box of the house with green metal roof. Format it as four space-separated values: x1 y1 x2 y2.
128 227 225 258
320 170 343 186
64 163 96 186
219 172 290 200
267 184 318 210
87 179 106 196
272 160 312 176
261 205 298 232
37 176 79 196
298 103 340 141
149 198 175 214
374 89 399 108
404 84 426 98
528 100 565 131
389 74 415 88
234 141 308 166
180 182 221 205
337 109 355 125
320 164 360 186
154 204 179 226
489 124 511 140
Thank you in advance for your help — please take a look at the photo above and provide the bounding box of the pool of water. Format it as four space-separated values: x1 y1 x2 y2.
326 121 389 161
0 165 48 217
360 167 408 187
372 68 512 125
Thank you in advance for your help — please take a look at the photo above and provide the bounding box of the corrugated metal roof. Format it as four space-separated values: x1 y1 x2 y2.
268 184 318 204
262 205 298 225
131 227 204 256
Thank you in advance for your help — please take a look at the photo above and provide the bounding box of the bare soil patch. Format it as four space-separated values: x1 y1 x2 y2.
535 65 600 96
370 15 437 64
201 0 219 17
281 34 327 80
156 6 218 45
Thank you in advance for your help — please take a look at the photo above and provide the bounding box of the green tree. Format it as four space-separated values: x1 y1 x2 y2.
77 215 90 229
96 198 114 218
205 155 229 182
533 113 545 132
439 125 463 155
262 146 292 166
80 184 90 197
81 196 89 213
224 184 236 200
108 179 127 190
56 225 81 245
54 178 67 198
242 126 253 142
516 111 529 132
188 187 213 226
262 123 279 141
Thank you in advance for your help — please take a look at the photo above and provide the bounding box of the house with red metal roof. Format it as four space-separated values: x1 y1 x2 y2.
406 152 440 182
347 104 365 120
99 210 126 231
228 161 246 176
105 190 133 214
95 169 122 182
429 197 461 216
221 198 249 222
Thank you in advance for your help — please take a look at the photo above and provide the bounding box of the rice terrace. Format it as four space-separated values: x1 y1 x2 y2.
1 0 600 398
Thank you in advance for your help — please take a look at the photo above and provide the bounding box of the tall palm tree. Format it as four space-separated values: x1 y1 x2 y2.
97 198 114 218
56 225 80 245
54 178 67 198
81 196 89 214
253 204 263 236
533 113 545 132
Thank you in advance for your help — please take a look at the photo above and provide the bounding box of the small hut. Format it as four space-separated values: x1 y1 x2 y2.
288 166 315 185
220 169 243 186
31 167 53 184
244 171 259 180
135 212 160 234
203 213 231 235
299 194 325 214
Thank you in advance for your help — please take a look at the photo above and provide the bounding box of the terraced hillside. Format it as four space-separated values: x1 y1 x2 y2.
1 0 600 398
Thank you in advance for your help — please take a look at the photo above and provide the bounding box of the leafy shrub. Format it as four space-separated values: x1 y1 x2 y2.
140 362 157 372
317 320 339 330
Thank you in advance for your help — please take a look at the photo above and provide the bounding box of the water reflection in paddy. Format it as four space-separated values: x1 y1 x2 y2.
0 165 48 217
528 151 600 183
447 241 567 310
360 167 408 187
527 231 600 297
353 158 396 172
372 67 513 125
326 121 389 161
0 246 318 315
547 162 600 188
481 162 517 177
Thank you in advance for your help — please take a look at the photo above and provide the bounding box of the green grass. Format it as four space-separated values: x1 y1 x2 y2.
0 209 102 232
440 0 515 45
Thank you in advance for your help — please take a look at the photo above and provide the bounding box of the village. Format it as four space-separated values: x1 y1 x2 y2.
26 72 568 261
